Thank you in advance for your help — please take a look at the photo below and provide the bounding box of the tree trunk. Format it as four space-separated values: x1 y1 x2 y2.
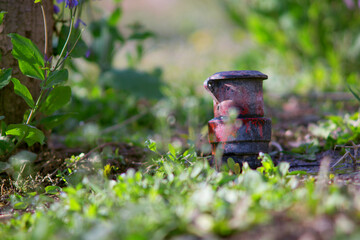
0 0 53 124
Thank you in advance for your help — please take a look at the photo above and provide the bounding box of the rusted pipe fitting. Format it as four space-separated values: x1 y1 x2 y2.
204 70 271 169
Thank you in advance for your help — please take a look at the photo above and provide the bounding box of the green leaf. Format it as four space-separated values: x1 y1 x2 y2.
44 69 68 88
0 137 14 155
108 8 122 26
0 68 12 89
217 174 237 186
34 0 42 3
190 164 203 178
40 86 71 115
11 78 35 108
69 198 81 211
1 121 6 135
11 78 34 108
6 124 45 146
0 162 11 174
14 202 28 210
348 84 360 103
100 69 163 99
145 139 157 153
288 170 308 176
56 26 88 58
27 192 37 197
9 150 37 165
6 125 29 145
8 33 44 80
128 31 154 40
278 162 290 176
227 158 235 171
37 113 74 129
18 60 44 80
0 11 7 25
234 163 241 174
45 186 61 195
168 144 176 157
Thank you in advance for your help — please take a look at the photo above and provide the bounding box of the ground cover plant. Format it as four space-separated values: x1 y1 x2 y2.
1 0 360 239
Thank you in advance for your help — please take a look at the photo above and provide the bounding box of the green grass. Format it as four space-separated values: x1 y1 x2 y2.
1 148 360 239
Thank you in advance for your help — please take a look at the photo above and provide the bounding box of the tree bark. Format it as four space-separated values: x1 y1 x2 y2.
0 0 53 124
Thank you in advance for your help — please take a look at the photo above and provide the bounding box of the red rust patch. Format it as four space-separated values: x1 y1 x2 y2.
242 118 265 138
256 90 264 116
238 86 250 116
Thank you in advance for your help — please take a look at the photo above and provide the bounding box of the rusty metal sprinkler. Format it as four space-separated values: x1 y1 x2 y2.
204 71 271 169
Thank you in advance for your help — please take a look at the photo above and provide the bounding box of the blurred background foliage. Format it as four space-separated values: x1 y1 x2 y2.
222 0 360 94
54 0 360 152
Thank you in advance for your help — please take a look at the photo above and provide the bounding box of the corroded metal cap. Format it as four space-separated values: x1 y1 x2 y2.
204 70 268 118
207 70 268 81
204 70 271 169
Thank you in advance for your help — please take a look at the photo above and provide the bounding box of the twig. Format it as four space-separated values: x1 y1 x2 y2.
269 141 284 162
334 142 360 171
46 174 54 185
351 141 360 159
347 150 358 171
79 142 125 161
40 4 48 56
335 142 360 151
101 110 148 134
15 163 27 187
331 151 350 169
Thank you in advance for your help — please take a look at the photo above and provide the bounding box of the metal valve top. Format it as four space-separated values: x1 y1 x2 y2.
204 71 268 118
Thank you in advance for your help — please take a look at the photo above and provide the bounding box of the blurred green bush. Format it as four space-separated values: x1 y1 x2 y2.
222 0 360 93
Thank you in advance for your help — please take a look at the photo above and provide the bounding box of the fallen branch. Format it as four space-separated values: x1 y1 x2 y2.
332 142 360 170
101 110 148 134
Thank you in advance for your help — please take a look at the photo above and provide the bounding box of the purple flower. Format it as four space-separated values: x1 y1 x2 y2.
44 54 53 64
344 0 355 9
57 0 79 9
54 5 60 14
64 51 70 60
85 49 91 58
75 18 87 29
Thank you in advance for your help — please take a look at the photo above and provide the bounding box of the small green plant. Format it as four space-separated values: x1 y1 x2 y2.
145 139 198 177
0 1 85 162
221 158 241 175
284 142 320 161
310 112 360 149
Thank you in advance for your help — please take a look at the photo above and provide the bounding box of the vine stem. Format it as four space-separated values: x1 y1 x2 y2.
25 2 50 125
25 86 45 125
56 28 85 68
54 9 74 70
40 4 48 56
